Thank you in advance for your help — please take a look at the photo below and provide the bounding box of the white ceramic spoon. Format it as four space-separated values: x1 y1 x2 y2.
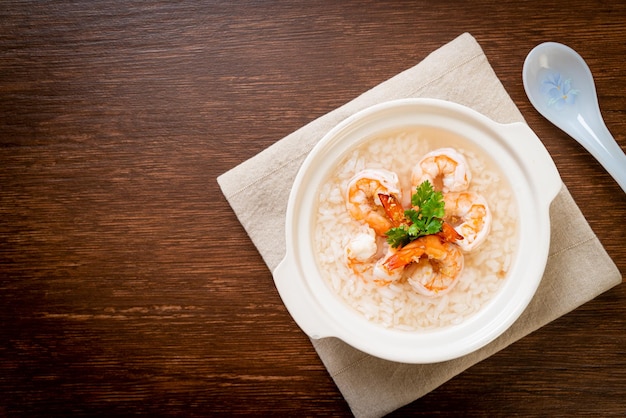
523 42 626 194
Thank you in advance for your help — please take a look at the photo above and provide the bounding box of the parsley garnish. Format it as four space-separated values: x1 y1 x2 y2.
386 180 445 248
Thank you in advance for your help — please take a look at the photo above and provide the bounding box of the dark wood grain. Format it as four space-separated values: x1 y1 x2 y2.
1 1 625 416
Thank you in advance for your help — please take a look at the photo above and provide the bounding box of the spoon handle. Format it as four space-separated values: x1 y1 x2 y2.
573 115 626 194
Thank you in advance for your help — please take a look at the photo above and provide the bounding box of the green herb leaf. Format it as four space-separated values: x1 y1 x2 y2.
385 180 445 248
385 226 411 248
412 180 445 218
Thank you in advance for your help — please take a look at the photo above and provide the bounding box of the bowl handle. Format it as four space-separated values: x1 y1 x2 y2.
272 254 333 340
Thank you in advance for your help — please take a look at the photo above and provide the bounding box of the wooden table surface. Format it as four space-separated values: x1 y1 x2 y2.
2 1 625 416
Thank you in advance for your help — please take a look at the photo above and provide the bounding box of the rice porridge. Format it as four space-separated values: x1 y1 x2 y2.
313 126 518 331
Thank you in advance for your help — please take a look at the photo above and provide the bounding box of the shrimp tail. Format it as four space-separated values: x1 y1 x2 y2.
383 251 413 272
378 193 406 227
438 221 464 243
383 238 427 271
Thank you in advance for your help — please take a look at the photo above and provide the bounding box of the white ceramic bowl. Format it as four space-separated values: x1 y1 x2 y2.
273 98 561 364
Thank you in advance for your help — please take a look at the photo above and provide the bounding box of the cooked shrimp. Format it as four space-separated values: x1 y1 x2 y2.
346 169 402 236
344 232 378 274
372 247 404 286
411 148 471 193
379 234 464 297
443 191 492 252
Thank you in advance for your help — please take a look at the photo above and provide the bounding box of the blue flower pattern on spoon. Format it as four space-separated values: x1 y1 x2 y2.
541 72 579 110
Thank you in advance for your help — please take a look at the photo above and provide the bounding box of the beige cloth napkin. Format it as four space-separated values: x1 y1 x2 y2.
217 33 622 417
